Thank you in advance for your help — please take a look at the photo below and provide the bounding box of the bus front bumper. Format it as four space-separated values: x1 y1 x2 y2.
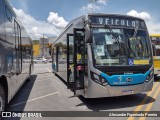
85 77 154 98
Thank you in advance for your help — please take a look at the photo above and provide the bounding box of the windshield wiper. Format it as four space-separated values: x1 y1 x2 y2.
133 26 138 38
126 26 139 58
104 24 122 61
126 33 136 57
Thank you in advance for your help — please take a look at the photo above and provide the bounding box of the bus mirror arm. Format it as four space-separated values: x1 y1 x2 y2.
85 25 92 43
83 19 92 43
86 34 92 43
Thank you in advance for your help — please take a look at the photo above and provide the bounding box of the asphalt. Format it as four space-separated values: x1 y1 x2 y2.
2 63 160 120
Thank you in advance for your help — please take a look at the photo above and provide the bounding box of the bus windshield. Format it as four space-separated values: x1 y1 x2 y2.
92 27 152 66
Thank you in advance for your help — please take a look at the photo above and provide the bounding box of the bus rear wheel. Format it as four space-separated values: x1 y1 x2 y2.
0 84 5 115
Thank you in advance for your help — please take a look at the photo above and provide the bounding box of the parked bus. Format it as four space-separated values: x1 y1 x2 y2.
51 13 154 98
150 34 160 76
0 0 33 113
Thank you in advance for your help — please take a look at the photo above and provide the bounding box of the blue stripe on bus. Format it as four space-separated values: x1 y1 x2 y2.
100 70 150 86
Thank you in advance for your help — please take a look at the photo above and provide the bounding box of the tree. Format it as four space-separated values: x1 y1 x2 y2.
32 40 39 44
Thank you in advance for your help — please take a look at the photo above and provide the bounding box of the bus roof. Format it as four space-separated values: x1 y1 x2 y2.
87 13 145 21
54 13 146 44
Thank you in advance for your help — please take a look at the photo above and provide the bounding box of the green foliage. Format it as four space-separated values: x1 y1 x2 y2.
32 40 39 44
54 42 67 49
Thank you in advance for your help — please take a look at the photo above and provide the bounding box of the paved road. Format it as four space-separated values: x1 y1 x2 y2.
3 63 160 120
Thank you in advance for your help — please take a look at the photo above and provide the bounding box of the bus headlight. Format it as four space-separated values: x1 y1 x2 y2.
145 68 154 82
91 72 108 86
101 78 108 86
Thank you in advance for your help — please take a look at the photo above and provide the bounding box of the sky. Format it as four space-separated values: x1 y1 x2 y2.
8 0 160 40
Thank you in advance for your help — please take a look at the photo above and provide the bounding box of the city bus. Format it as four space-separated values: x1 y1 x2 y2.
0 0 33 113
51 13 154 98
150 34 160 76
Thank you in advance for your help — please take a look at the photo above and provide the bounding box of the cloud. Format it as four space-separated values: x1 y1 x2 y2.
47 12 68 28
80 3 100 12
13 8 36 25
80 0 108 12
19 0 28 13
127 10 151 20
146 21 160 34
13 8 67 40
127 10 160 34
31 27 42 38
97 0 108 5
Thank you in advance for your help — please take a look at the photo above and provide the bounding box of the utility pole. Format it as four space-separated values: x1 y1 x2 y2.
42 34 45 58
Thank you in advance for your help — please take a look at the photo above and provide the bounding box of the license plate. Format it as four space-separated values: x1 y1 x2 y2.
122 90 133 95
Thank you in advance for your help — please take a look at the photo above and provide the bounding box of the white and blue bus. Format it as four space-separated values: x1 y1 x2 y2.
52 13 154 98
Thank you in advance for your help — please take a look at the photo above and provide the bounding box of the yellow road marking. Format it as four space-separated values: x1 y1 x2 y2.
139 83 160 120
127 82 159 120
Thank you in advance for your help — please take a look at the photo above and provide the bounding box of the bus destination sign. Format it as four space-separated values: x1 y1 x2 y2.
89 16 146 28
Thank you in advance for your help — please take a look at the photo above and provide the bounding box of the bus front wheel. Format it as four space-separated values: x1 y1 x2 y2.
0 84 6 115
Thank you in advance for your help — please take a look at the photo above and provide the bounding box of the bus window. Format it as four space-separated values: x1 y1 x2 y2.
14 20 22 74
5 5 12 22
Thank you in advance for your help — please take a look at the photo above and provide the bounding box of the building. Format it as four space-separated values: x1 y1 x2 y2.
33 36 57 58
33 44 40 57
39 37 48 58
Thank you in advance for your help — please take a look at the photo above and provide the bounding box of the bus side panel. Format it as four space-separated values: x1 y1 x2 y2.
3 0 33 103
3 2 16 102
6 19 32 101
0 0 14 103
0 0 6 76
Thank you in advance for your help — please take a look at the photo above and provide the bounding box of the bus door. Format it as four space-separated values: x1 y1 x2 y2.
67 34 74 89
67 29 85 96
74 28 85 96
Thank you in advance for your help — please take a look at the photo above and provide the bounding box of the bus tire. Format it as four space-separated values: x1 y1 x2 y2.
0 84 6 115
